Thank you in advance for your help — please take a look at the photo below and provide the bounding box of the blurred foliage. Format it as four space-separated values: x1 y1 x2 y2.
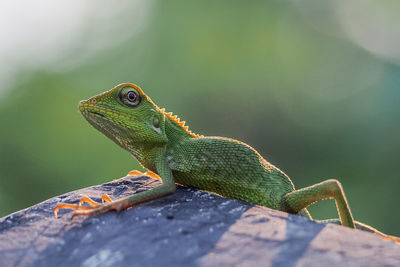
1 1 399 236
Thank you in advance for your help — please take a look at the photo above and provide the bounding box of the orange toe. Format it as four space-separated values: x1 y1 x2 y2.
127 170 144 176
102 194 113 203
79 196 99 207
144 171 161 180
54 203 93 218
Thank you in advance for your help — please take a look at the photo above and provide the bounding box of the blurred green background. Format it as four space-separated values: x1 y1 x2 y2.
1 1 399 236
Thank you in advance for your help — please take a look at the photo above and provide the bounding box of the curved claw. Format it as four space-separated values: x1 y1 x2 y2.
54 203 94 218
371 229 400 243
383 234 400 243
79 196 99 207
127 170 144 176
127 170 161 180
144 171 161 180
102 194 112 203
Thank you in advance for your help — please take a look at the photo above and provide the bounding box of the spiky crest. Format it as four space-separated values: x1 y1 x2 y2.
160 108 204 138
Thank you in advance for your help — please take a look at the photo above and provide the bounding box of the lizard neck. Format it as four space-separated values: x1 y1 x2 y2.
129 144 162 172
127 108 202 172
128 115 195 172
164 116 194 144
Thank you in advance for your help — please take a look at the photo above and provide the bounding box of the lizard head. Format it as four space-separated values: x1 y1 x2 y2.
79 83 168 152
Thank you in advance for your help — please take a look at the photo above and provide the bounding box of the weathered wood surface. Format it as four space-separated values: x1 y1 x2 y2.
1 175 399 267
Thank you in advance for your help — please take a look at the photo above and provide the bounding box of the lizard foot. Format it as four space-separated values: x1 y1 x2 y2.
378 232 400 244
127 170 161 180
55 171 162 219
54 194 113 218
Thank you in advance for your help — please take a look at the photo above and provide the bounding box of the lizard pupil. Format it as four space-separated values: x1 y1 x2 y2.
126 91 137 102
119 87 141 107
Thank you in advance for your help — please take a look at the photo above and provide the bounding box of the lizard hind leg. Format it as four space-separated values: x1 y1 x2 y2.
282 179 355 228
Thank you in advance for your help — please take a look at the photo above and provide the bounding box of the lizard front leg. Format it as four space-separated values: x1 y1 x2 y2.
54 149 176 219
282 179 355 228
54 194 113 218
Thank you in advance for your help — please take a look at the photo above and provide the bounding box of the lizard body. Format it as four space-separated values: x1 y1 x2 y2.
55 83 399 242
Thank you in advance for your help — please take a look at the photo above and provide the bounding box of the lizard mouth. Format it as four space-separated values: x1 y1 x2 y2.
88 110 105 118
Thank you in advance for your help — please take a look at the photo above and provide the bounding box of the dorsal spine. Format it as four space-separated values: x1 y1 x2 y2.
160 108 203 138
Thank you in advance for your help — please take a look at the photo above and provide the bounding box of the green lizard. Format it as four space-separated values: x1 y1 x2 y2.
55 83 399 242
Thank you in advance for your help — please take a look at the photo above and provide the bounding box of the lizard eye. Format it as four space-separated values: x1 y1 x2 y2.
119 87 141 107
126 91 137 102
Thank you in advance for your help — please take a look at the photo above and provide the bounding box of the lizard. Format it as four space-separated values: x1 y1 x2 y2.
55 83 399 242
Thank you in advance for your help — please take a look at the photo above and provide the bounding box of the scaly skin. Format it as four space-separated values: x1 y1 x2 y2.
55 83 399 242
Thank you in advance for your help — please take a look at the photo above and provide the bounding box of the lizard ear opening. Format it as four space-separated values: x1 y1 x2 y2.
152 114 162 134
119 86 142 107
